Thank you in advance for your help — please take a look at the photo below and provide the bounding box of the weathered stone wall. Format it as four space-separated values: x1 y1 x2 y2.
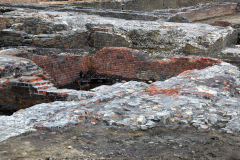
0 30 88 49
0 5 237 57
75 0 240 11
0 0 39 3
175 3 238 22
1 61 240 142
0 0 239 11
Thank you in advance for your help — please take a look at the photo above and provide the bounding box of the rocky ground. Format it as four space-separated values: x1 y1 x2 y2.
1 123 240 160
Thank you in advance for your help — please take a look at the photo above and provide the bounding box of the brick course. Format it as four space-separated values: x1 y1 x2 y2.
17 47 221 87
92 47 221 81
0 47 222 110
19 54 89 86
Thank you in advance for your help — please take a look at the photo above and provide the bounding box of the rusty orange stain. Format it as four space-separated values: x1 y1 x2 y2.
91 118 98 124
94 114 104 117
131 118 137 122
17 109 24 113
67 113 73 117
174 114 182 118
78 115 84 120
144 84 180 97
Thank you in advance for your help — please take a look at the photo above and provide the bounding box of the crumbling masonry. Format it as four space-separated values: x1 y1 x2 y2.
0 0 240 142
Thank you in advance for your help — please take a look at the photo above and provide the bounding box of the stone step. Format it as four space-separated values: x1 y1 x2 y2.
31 80 52 86
32 84 54 90
35 87 77 97
220 45 240 68
222 47 240 55
20 76 43 83
35 87 58 95
21 71 40 76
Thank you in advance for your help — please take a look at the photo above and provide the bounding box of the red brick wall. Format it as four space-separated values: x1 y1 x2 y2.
17 47 221 86
92 47 221 80
19 54 89 86
92 47 137 79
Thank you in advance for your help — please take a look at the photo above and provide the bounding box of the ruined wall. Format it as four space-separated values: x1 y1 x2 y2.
0 53 56 111
92 47 221 81
0 5 237 58
16 47 221 87
19 53 90 86
0 47 223 111
0 78 53 110
0 30 88 49
0 0 239 10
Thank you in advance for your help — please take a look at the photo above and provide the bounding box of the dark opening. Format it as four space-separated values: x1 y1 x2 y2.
61 78 117 91
238 32 240 44
0 8 14 14
0 105 19 116
60 72 122 91
60 72 155 91
0 110 16 116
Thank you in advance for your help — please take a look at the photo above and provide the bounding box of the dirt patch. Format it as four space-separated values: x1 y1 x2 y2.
0 123 239 160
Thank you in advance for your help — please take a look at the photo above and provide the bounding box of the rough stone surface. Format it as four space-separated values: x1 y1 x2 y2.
72 0 240 11
0 47 221 111
195 12 240 67
219 45 240 68
0 1 240 146
0 61 239 142
0 3 237 56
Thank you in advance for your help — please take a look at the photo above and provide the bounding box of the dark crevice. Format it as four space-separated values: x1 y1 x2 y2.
59 71 155 91
237 32 240 44
0 105 20 116
0 110 16 116
60 78 116 91
0 8 14 14
59 72 131 91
